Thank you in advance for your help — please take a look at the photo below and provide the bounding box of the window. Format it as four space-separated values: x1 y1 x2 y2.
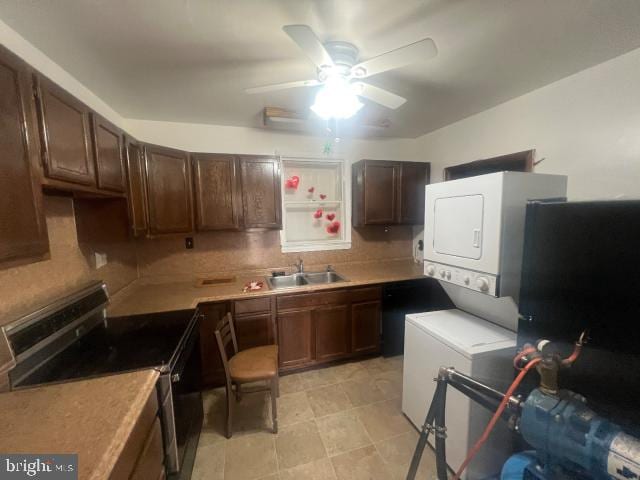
279 156 351 252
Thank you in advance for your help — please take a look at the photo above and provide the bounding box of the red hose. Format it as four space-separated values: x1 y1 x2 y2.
452 357 542 480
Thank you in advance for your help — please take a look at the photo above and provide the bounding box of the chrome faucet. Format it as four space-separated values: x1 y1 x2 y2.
294 258 304 273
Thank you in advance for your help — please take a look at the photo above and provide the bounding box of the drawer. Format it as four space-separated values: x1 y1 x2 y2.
348 287 382 303
277 286 381 311
109 387 159 479
131 417 165 480
234 296 271 315
277 290 350 310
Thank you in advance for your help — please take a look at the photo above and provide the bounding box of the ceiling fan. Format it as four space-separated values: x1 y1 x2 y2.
245 25 437 119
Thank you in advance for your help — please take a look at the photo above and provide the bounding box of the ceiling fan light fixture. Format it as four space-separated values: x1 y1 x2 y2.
310 76 363 120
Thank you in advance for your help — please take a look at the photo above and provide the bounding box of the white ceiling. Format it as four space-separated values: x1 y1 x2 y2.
1 0 640 138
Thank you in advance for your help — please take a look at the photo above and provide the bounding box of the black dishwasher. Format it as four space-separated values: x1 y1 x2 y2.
382 278 453 356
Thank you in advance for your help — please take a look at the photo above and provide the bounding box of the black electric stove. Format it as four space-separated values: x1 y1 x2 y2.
3 282 204 480
17 309 195 386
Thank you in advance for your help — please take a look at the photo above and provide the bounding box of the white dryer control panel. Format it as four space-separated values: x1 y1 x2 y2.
424 261 498 296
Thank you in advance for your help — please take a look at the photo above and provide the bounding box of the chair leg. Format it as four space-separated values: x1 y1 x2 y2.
225 382 233 439
275 373 280 398
270 377 278 434
235 382 242 402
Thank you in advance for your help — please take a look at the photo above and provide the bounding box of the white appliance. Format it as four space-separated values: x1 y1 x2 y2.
424 172 567 300
403 310 516 479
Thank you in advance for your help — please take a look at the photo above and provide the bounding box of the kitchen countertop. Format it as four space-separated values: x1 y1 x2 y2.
108 258 425 317
0 369 159 480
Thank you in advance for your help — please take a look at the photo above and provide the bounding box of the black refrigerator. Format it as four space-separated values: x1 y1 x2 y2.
517 199 640 436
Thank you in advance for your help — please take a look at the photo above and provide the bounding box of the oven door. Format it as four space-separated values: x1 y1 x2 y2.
162 314 203 479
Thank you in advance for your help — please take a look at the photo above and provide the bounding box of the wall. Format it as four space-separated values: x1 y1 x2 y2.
0 196 138 324
0 18 124 128
415 47 640 199
410 47 640 262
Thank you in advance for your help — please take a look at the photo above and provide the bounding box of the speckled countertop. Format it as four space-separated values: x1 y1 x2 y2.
0 369 159 480
108 258 425 317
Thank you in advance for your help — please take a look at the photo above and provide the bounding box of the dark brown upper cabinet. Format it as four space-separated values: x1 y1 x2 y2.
124 137 148 237
443 149 534 181
0 46 49 265
144 144 194 235
400 162 431 224
352 160 430 227
90 113 125 192
34 75 96 187
192 153 241 231
238 155 282 229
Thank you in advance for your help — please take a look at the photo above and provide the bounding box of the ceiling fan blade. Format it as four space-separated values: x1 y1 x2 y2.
283 25 334 68
354 82 407 109
351 38 437 78
245 79 321 94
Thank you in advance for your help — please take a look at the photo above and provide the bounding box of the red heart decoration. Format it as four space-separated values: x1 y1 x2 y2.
326 213 335 221
319 194 327 200
285 175 300 189
313 209 323 219
307 186 315 193
326 220 341 234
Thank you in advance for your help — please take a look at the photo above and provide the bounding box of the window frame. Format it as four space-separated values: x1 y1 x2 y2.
279 155 352 253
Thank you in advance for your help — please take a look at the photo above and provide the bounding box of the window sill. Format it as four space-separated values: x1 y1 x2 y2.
281 240 352 253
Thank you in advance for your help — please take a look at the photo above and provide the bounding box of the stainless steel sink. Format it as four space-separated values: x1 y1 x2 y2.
266 270 347 290
267 273 308 289
303 271 346 284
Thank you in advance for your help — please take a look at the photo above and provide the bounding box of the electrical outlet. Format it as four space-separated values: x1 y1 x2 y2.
94 252 108 269
417 240 424 251
185 237 194 249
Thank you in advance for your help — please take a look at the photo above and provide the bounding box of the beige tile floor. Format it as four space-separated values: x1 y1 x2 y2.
192 355 439 480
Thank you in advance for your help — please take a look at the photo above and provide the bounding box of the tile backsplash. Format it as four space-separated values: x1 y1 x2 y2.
0 196 137 325
136 226 414 277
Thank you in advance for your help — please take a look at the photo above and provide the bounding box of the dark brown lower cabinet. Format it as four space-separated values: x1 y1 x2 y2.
277 286 382 372
199 297 275 387
351 300 381 354
199 288 382 383
314 305 350 362
277 309 314 369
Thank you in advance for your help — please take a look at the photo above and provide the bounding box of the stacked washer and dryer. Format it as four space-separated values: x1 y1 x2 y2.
402 172 567 479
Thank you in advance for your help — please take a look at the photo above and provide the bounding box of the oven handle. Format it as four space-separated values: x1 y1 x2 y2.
171 313 201 383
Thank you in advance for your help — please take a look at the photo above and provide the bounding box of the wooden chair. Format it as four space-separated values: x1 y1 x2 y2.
214 312 279 438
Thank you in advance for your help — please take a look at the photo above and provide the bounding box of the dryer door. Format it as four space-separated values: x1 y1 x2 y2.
433 194 484 260
424 174 503 276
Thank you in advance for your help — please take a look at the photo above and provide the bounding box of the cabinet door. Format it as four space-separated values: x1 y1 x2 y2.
238 156 282 229
124 137 148 237
35 76 95 186
144 144 193 235
399 162 430 225
199 302 230 387
235 313 274 351
314 304 350 363
351 300 381 355
363 161 401 224
278 309 314 369
91 113 126 192
192 153 240 230
0 46 49 264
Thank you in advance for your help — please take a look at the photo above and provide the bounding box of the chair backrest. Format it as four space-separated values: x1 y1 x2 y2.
214 312 238 384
